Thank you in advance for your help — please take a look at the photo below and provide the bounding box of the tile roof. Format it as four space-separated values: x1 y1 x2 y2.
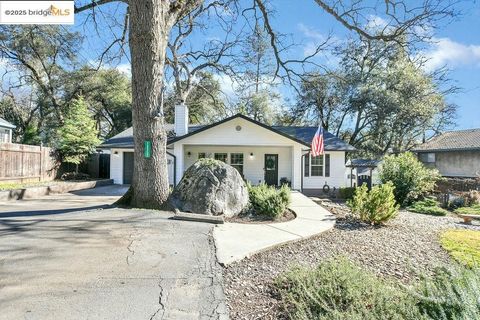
0 117 15 129
413 129 480 152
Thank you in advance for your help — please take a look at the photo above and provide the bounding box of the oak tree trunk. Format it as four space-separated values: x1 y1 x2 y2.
126 0 173 208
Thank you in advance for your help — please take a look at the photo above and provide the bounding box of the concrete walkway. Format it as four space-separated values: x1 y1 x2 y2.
214 191 335 265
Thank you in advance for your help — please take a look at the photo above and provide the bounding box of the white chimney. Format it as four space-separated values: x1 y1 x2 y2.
174 103 189 137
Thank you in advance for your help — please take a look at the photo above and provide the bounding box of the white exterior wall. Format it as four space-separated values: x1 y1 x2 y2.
183 145 293 185
291 145 302 190
110 148 125 184
303 151 347 189
110 148 174 185
0 126 12 143
172 117 306 188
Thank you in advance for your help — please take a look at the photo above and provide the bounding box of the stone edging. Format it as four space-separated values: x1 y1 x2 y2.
0 179 114 201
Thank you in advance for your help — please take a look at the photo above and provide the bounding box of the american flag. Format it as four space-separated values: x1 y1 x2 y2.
311 125 324 156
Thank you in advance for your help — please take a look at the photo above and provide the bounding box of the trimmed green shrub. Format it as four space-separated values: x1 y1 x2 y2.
455 204 480 215
275 257 423 320
408 198 448 216
414 266 480 320
347 182 399 225
379 152 441 206
338 187 356 200
247 183 291 219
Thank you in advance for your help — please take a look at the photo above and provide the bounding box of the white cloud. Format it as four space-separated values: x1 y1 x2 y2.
214 74 238 99
366 15 389 31
297 23 337 58
297 23 341 67
423 38 480 71
115 63 131 76
298 23 327 42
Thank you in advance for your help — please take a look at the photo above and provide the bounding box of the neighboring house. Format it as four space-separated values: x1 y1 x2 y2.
413 128 480 178
100 105 355 191
0 118 15 143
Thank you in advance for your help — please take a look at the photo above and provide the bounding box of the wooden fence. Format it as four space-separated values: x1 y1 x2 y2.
0 143 58 183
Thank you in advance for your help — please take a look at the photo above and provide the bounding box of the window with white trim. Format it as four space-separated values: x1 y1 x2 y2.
214 153 228 162
230 153 244 175
311 155 324 176
198 152 206 159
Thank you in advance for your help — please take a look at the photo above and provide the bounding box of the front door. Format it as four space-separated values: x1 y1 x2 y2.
264 154 278 186
123 152 134 184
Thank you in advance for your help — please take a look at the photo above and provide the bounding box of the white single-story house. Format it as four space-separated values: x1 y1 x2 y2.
0 118 15 143
100 105 355 192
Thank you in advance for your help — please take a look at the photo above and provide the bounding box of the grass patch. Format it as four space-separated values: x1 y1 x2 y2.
441 230 480 267
0 181 51 191
407 198 448 216
455 204 480 216
275 257 480 320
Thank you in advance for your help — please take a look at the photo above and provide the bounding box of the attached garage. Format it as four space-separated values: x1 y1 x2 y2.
108 148 175 185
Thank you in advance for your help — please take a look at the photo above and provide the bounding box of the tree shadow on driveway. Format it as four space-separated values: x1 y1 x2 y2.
0 204 114 218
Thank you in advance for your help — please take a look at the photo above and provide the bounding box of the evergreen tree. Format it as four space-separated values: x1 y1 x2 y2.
56 96 100 172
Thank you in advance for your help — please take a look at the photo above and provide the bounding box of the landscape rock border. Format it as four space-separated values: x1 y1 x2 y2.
0 179 113 201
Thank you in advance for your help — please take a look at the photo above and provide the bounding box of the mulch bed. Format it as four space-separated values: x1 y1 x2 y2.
223 200 480 320
226 208 296 224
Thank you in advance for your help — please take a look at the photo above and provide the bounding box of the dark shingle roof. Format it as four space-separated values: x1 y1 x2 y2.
0 118 15 129
100 125 204 149
413 129 480 152
272 126 355 151
100 114 355 151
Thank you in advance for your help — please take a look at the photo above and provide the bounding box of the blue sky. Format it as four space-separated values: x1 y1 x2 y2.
269 1 480 130
75 0 480 130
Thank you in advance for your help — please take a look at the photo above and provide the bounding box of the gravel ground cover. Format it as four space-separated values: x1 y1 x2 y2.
223 199 480 320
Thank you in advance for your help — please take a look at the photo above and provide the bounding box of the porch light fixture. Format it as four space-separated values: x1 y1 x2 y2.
187 151 191 157
249 152 254 159
113 151 119 157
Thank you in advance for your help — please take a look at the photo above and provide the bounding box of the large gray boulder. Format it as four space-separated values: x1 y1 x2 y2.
170 158 249 217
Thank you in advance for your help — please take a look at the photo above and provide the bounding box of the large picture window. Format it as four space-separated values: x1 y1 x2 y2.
230 153 244 175
214 153 228 163
311 155 324 176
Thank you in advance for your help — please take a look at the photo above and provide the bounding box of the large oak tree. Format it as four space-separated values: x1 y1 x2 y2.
74 0 457 209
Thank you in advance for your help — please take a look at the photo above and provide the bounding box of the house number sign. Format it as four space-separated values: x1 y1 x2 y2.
144 140 152 159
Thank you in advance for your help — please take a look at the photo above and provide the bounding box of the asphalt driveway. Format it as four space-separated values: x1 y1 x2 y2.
0 186 228 319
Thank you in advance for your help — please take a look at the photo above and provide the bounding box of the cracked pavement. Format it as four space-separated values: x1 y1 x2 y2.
0 186 228 319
